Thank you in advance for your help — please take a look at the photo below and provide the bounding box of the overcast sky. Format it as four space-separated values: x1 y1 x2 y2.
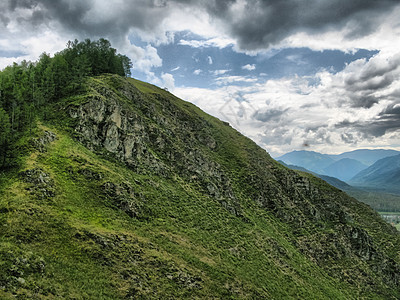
1 0 400 156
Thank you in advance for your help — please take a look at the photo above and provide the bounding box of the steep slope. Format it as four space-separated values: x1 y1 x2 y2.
1 74 400 299
278 160 353 190
279 160 400 213
276 150 335 174
350 154 400 194
280 161 400 212
322 158 368 182
331 149 400 166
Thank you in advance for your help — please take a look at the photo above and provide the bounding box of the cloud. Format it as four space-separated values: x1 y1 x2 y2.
130 44 162 73
193 69 202 75
175 48 400 156
178 37 234 49
161 72 175 90
3 0 398 56
207 56 213 64
215 75 258 85
252 107 289 122
2 0 399 71
2 0 400 156
195 0 400 51
242 64 256 71
336 103 400 138
212 69 230 76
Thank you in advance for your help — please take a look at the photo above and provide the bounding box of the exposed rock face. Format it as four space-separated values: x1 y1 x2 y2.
69 77 240 216
21 168 55 199
32 130 57 152
102 181 148 219
67 75 400 294
69 87 167 175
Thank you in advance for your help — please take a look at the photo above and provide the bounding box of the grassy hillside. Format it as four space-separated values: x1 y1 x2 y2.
1 74 400 299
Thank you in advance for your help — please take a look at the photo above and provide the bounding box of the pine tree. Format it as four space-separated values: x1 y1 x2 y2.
0 108 11 167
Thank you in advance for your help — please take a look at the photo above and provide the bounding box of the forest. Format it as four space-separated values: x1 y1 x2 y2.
0 38 132 168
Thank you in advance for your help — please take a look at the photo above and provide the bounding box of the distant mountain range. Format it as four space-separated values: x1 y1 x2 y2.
276 150 335 174
329 149 400 166
323 158 367 182
278 160 354 190
279 159 400 212
350 154 400 193
276 149 400 183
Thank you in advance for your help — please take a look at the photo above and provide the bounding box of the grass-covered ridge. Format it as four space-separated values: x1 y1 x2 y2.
1 74 400 298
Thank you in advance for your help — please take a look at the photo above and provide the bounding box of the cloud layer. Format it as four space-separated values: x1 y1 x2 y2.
2 0 400 51
174 51 400 155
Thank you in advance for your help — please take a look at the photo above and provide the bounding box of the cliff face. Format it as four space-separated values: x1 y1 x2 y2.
1 74 400 299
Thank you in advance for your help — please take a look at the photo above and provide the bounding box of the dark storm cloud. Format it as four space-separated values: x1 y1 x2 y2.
303 125 333 145
194 0 400 50
1 0 92 31
340 54 400 108
378 103 400 132
348 94 380 109
335 103 400 138
381 104 400 117
345 55 400 91
2 0 399 51
1 0 173 41
340 132 356 144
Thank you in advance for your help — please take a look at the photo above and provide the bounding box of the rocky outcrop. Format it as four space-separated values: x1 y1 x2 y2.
68 76 240 217
21 168 55 199
102 181 149 219
31 130 57 153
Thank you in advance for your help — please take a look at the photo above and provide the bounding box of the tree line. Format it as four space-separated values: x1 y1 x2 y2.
0 38 132 168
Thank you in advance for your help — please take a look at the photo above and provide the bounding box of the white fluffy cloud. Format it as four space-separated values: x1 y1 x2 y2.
175 49 400 156
242 64 256 71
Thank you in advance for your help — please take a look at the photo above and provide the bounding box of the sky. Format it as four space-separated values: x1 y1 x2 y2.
1 0 400 157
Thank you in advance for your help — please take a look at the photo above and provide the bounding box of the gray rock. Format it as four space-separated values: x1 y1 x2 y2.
32 130 57 152
21 168 55 199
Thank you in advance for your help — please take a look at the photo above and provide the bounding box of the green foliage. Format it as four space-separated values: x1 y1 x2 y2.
0 108 11 166
61 38 132 78
347 189 400 212
0 39 132 169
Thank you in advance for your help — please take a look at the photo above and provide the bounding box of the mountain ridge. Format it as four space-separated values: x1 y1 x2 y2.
1 73 400 298
277 149 400 183
350 154 400 194
322 158 368 182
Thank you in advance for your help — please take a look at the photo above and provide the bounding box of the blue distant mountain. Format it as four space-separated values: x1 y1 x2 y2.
349 154 400 194
277 149 400 183
278 160 354 190
322 158 368 182
276 150 335 174
279 159 400 212
329 149 400 166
